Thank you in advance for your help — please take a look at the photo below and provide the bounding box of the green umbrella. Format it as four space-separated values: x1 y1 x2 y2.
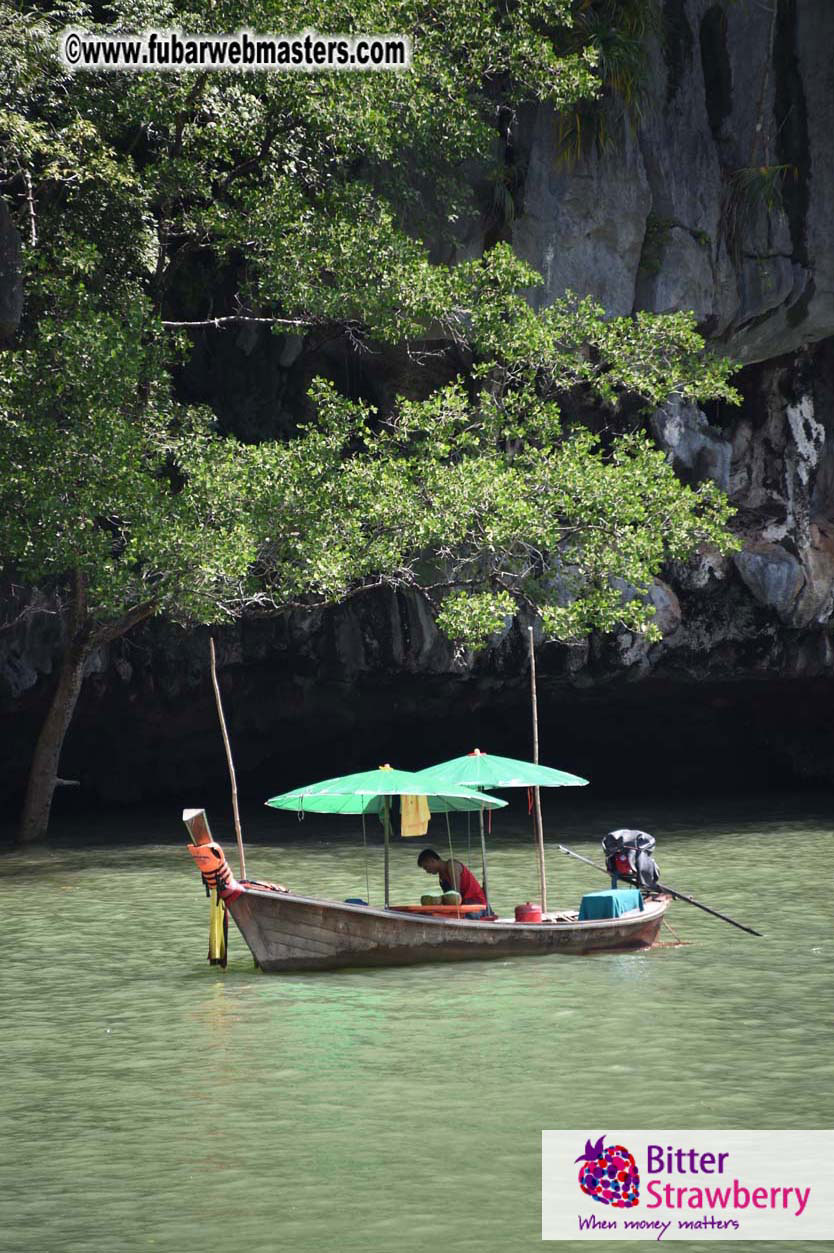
266 765 507 907
413 750 588 792
413 749 588 911
265 765 507 815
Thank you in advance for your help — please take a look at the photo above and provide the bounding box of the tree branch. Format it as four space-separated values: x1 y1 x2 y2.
161 314 315 329
172 75 208 158
221 125 279 190
90 601 156 647
23 168 36 246
69 569 88 638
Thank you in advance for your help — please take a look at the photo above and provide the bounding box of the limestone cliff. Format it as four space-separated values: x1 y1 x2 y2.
513 0 834 365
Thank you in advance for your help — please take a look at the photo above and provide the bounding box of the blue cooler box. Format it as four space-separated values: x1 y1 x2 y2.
578 888 644 920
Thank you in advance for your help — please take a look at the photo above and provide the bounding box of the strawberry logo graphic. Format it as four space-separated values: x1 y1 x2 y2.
576 1134 639 1208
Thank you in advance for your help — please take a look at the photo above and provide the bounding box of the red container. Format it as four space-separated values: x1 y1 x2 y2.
514 902 542 924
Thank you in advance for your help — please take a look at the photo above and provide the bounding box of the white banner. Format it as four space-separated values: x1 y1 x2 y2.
542 1130 834 1240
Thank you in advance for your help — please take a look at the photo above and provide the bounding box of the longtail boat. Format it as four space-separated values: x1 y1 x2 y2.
183 809 669 972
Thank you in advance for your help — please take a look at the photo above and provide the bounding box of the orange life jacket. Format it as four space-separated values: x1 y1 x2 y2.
186 841 242 901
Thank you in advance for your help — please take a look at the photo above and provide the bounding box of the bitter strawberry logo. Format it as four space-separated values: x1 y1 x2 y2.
576 1135 640 1208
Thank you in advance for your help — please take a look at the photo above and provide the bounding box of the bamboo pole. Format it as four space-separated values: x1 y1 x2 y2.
209 637 247 882
528 626 548 912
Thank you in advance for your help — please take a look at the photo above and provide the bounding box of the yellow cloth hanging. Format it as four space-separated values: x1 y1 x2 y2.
400 794 430 837
207 887 227 966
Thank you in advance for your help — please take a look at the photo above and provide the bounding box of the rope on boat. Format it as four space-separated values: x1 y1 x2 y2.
662 916 685 944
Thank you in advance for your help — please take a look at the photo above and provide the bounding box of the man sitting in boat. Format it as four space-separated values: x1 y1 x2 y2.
417 848 487 907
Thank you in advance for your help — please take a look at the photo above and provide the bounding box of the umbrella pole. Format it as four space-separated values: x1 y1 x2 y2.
528 627 548 913
445 812 458 892
479 805 492 914
383 795 391 908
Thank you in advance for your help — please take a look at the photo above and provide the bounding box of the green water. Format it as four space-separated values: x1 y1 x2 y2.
2 794 833 1253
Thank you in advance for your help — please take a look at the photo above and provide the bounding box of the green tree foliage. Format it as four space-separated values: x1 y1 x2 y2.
554 0 657 162
262 257 738 651
0 0 739 839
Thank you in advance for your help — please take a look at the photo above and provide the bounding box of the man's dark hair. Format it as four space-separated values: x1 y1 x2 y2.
417 848 441 867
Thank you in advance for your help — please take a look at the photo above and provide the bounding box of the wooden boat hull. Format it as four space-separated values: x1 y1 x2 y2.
228 888 668 972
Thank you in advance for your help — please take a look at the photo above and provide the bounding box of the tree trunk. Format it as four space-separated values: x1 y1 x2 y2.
17 631 92 844
17 570 92 845
16 575 155 844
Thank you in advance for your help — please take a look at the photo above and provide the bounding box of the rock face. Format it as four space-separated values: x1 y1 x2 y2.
733 543 806 625
513 0 834 365
513 112 651 317
651 396 732 491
